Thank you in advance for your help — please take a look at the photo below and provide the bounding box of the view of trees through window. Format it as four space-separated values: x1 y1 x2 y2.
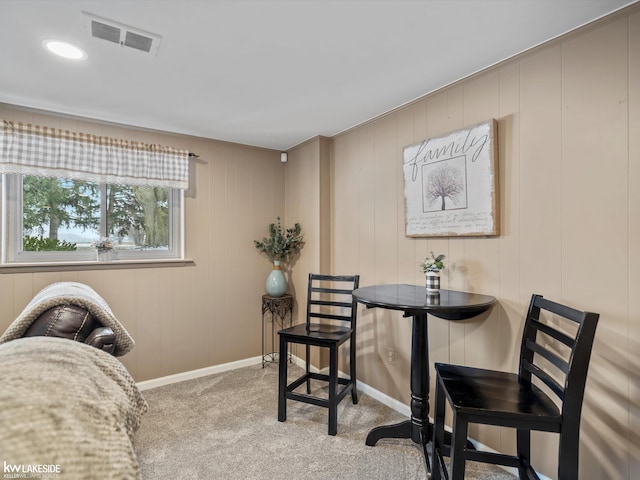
22 176 170 252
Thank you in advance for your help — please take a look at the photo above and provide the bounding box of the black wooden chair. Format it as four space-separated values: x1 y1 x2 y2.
277 273 360 435
431 294 599 480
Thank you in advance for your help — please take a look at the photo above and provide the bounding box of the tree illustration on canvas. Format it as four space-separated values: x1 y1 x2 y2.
424 164 465 211
403 119 499 237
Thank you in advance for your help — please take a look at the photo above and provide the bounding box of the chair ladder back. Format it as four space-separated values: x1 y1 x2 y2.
306 274 359 328
522 358 566 400
308 312 353 322
311 287 355 295
519 295 599 409
310 299 353 308
526 334 571 374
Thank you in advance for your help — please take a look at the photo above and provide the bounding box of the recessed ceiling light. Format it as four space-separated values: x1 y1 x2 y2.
42 40 87 60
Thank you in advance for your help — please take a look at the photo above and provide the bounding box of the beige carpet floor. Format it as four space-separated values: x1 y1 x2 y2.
133 364 516 480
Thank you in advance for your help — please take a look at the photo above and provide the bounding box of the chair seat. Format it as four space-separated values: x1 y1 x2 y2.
279 323 352 344
435 363 561 430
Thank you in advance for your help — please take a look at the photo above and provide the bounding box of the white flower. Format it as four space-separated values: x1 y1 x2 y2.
420 252 445 273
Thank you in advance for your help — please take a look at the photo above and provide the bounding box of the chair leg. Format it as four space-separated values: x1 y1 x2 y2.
305 344 311 394
557 428 580 480
350 336 358 404
516 428 531 479
431 378 447 480
449 412 469 480
277 335 287 423
328 345 338 436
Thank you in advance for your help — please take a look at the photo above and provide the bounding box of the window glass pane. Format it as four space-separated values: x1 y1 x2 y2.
106 185 170 251
4 174 181 264
22 176 100 252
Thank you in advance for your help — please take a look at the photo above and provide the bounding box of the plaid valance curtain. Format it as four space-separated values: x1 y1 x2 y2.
0 120 189 189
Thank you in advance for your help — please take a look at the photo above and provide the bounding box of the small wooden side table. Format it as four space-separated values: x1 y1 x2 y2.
261 294 293 367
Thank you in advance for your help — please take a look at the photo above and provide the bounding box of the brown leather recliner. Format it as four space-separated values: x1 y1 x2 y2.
24 304 116 354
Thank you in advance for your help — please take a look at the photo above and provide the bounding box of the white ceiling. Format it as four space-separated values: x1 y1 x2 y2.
0 0 636 151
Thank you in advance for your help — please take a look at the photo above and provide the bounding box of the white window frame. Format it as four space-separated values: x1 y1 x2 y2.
1 174 184 265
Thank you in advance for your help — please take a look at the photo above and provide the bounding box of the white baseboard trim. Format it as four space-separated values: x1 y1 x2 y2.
358 380 412 417
136 355 262 391
136 355 551 480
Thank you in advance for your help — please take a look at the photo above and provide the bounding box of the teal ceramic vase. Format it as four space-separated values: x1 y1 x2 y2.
265 260 287 297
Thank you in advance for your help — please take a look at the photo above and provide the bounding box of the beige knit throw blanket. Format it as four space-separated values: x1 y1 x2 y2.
0 281 134 356
0 336 148 479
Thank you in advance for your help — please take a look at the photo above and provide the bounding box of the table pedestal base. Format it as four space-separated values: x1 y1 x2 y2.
365 313 433 473
366 419 414 445
367 420 432 472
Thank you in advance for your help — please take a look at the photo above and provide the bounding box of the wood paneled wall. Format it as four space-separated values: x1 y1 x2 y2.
303 7 637 480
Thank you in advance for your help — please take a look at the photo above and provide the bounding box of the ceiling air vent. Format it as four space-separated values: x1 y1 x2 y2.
84 12 161 55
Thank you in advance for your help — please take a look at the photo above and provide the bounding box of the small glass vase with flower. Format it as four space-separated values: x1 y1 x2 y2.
94 237 114 262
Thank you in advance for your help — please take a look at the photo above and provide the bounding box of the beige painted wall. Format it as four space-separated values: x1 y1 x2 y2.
286 6 637 480
0 103 286 382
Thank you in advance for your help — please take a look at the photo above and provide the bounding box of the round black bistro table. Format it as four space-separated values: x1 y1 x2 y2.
351 284 496 472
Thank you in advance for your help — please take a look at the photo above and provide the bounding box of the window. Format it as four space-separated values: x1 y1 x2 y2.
2 174 183 264
0 119 190 266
